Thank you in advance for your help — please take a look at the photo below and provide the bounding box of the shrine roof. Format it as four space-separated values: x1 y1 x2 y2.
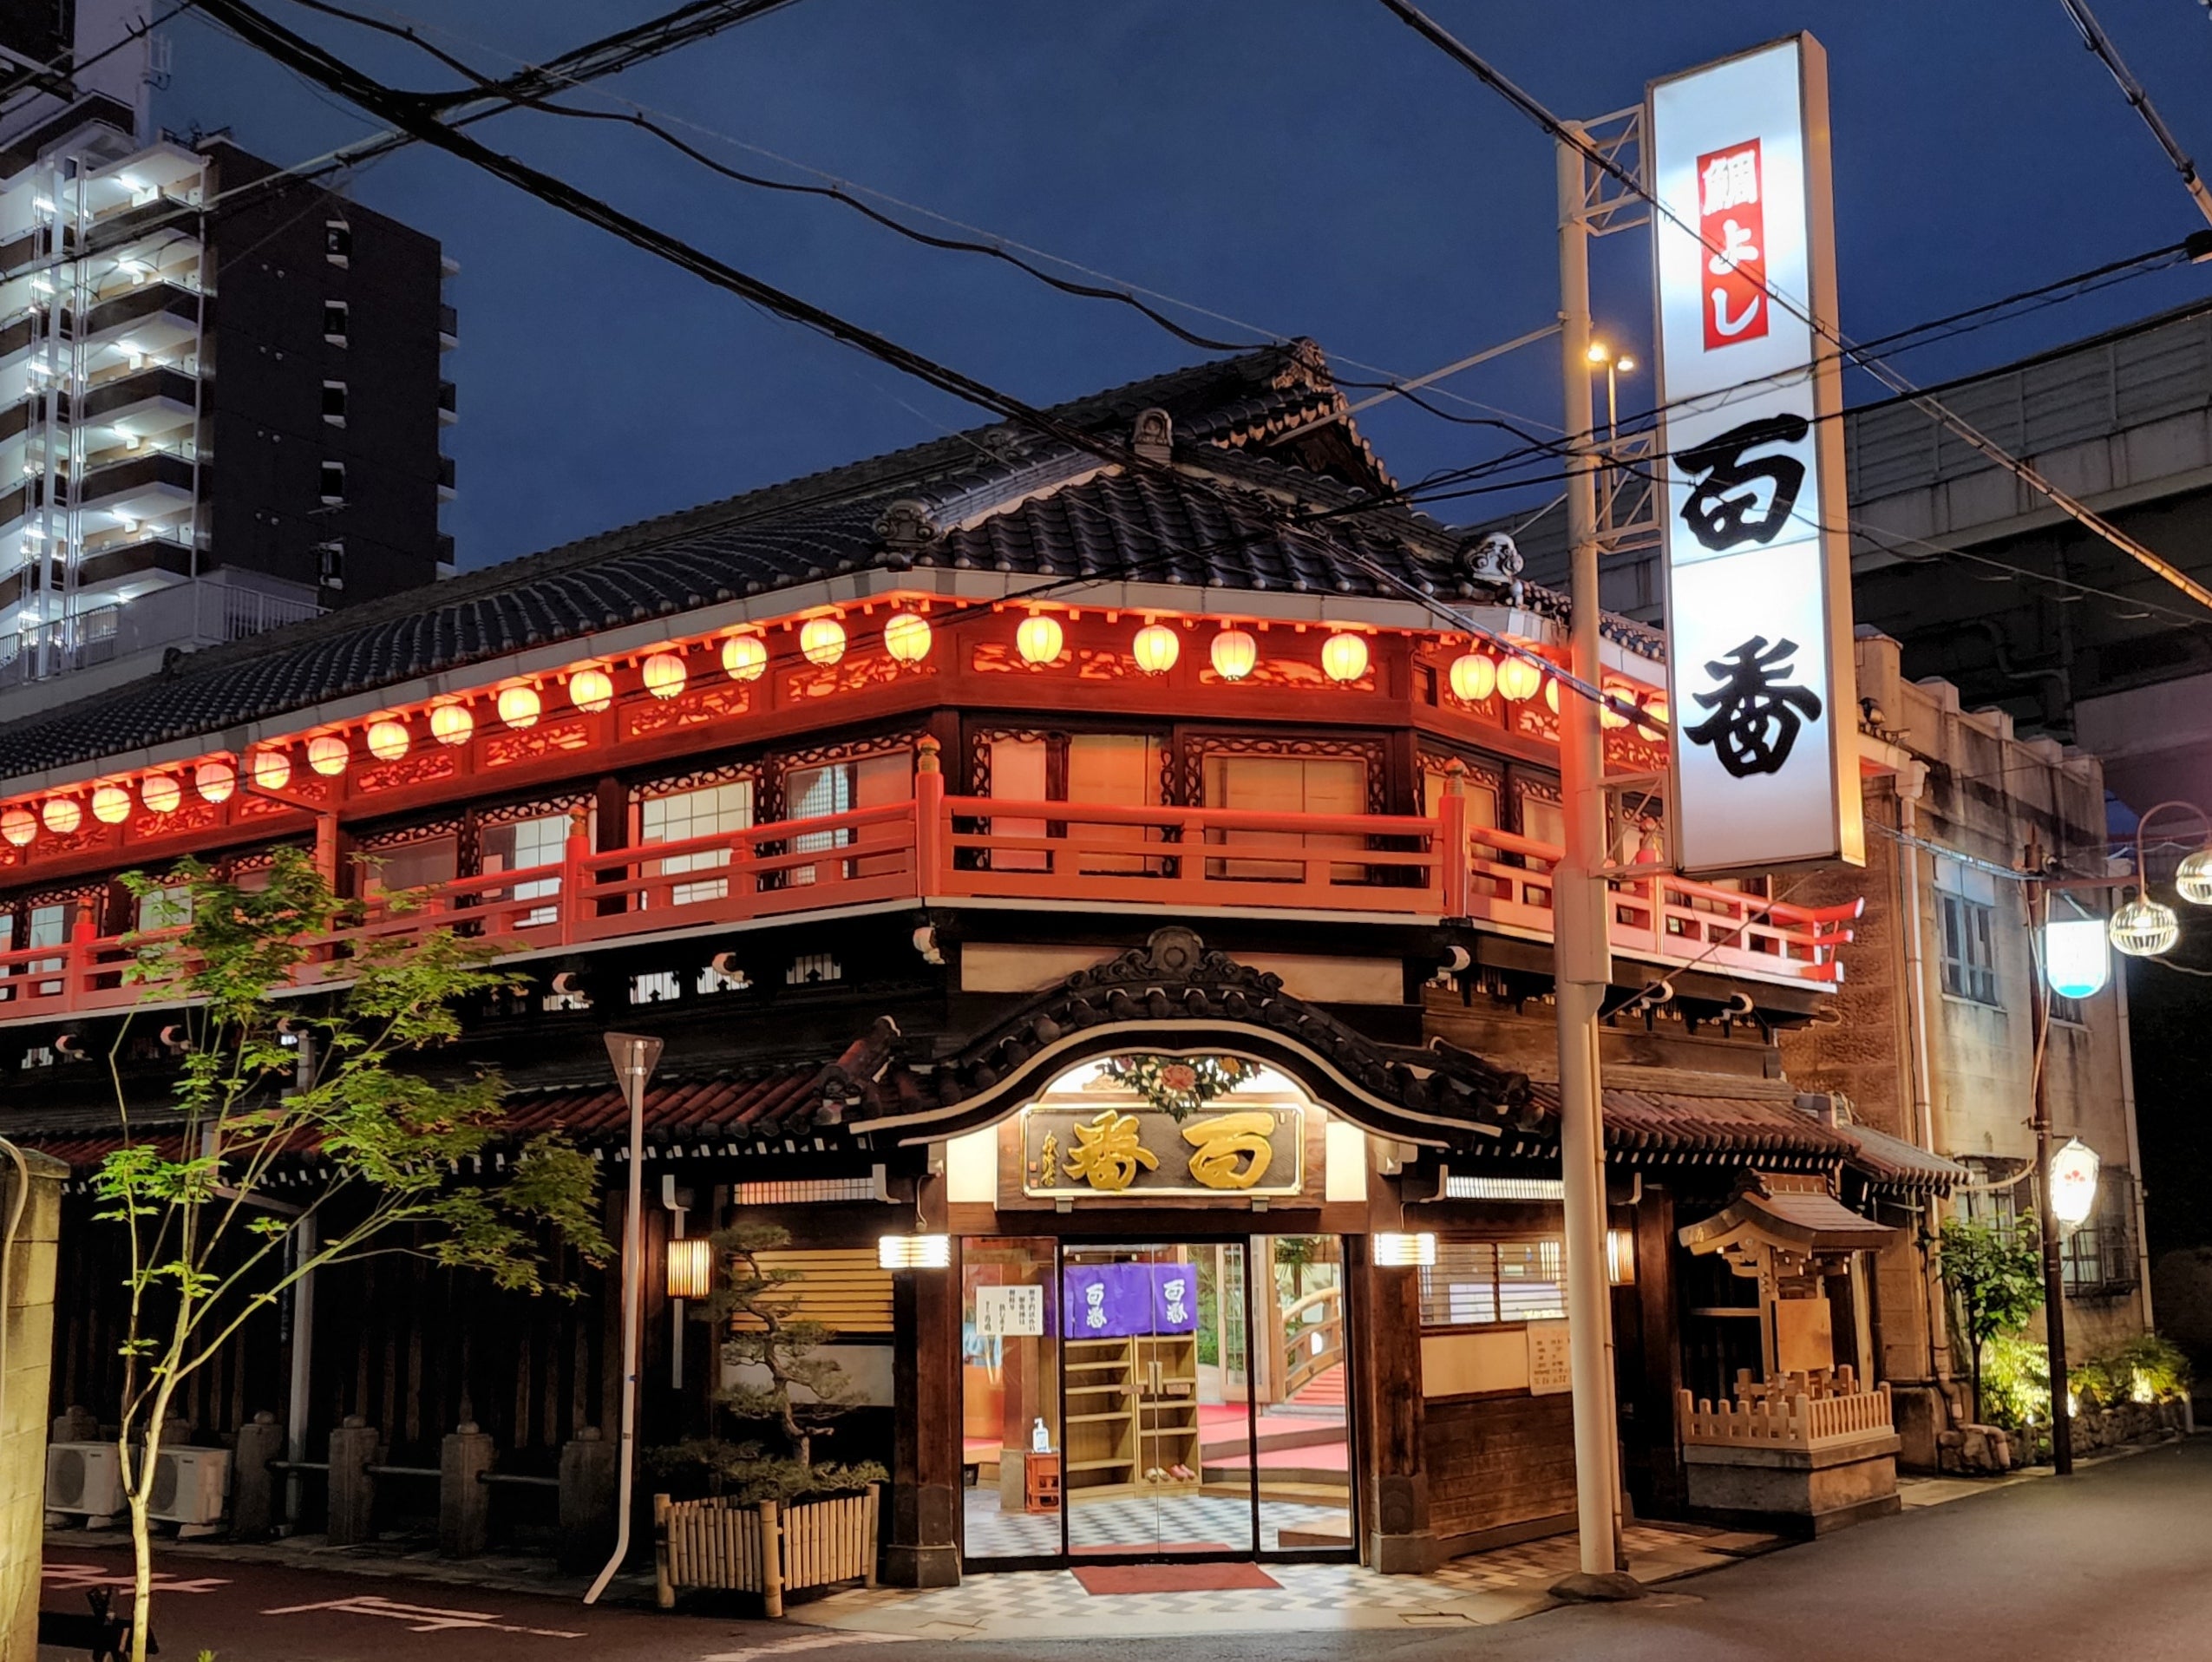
1515 1076 1861 1163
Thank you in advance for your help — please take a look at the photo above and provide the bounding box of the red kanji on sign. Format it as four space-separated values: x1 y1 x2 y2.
1696 138 1767 350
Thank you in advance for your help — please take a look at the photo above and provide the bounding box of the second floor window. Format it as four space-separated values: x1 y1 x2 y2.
1937 857 2000 1005
638 780 754 905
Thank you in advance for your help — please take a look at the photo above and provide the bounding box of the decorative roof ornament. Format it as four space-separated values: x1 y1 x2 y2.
874 499 939 565
1131 407 1174 466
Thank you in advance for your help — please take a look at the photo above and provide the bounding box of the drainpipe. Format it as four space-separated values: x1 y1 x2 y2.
586 1032 663 1606
2111 963 2156 1329
1894 764 1954 1395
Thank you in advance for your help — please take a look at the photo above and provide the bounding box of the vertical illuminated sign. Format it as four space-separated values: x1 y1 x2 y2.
1648 36 1863 874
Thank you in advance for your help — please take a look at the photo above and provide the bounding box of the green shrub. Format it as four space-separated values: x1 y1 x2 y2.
2074 1334 2194 1410
1979 1333 2051 1433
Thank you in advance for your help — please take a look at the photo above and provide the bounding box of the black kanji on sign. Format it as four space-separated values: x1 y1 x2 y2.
1683 635 1822 778
1673 413 1810 551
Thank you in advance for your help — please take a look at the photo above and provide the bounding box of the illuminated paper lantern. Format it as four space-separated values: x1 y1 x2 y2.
2044 917 2110 999
1210 626 1258 681
195 759 236 804
1637 697 1670 738
92 783 131 824
1015 614 1063 664
1543 677 1561 714
665 1238 713 1301
800 617 847 667
884 612 932 664
141 774 182 814
497 685 541 730
568 669 613 713
641 651 688 700
251 749 293 791
1496 656 1543 703
721 634 768 682
366 720 409 762
41 797 81 834
1449 653 1495 703
1131 623 1180 675
2048 1138 2102 1229
307 736 350 777
0 806 33 846
1320 631 1369 684
429 703 474 746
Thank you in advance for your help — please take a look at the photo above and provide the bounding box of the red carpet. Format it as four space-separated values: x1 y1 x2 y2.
1073 1561 1282 1594
1071 1541 1234 1557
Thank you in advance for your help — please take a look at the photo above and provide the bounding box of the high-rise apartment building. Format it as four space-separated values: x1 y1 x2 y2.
0 0 454 709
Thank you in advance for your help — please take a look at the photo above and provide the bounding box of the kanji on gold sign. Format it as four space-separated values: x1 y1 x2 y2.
1181 1110 1277 1190
1063 1109 1157 1192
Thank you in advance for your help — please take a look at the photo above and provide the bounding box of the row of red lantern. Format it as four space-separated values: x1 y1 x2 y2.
1444 649 1667 736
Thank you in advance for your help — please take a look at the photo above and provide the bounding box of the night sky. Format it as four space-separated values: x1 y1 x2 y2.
154 0 2212 571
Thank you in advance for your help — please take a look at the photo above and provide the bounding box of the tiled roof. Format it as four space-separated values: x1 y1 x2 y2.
0 339 1657 783
501 1070 833 1145
1837 1119 1965 1194
1520 1080 1860 1161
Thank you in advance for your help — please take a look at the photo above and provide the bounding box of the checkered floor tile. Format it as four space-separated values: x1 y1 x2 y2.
964 1487 1351 1558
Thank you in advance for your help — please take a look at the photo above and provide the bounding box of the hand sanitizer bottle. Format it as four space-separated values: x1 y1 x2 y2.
1031 1417 1051 1454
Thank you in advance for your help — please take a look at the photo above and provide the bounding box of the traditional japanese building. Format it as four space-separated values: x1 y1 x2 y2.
6 342 1946 1578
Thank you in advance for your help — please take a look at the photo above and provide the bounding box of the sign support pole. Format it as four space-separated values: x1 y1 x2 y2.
1551 125 1639 1600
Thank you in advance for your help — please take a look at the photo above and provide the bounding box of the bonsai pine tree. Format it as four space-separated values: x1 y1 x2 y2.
1939 1215 2045 1425
94 849 607 1662
652 1219 886 1502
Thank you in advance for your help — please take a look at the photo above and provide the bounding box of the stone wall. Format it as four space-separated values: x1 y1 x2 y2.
1 1148 65 1662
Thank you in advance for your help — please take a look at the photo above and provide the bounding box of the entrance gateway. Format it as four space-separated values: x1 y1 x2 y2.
947 1051 1362 1569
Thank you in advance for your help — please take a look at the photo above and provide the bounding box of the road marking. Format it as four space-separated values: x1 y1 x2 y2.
259 1594 586 1639
698 1633 913 1660
43 1565 231 1595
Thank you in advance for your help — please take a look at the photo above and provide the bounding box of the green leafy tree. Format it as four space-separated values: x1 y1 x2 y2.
94 849 608 1662
648 1220 885 1504
1939 1216 2045 1424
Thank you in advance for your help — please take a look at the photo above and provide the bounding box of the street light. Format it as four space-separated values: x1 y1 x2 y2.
2107 800 2212 958
1586 338 1637 446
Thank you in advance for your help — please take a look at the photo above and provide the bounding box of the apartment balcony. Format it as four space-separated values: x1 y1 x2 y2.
437 379 456 425
438 304 458 350
74 449 195 520
75 533 193 592
0 782 1857 1023
79 282 200 355
437 453 455 501
77 365 197 439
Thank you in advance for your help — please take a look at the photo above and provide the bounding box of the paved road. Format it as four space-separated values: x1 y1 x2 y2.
39 1437 2212 1661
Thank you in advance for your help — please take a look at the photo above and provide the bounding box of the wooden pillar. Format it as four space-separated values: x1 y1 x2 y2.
1630 1184 1685 1516
885 1255 961 1587
1348 1237 1430 1573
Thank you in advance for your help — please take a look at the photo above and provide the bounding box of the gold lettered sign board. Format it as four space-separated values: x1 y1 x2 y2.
1020 1104 1305 1201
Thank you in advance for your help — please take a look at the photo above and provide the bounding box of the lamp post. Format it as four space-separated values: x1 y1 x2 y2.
1585 338 1637 447
2023 860 2075 1476
585 1031 664 1606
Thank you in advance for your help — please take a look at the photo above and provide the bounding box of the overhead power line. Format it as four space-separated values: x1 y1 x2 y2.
1371 0 2212 616
2059 0 2212 230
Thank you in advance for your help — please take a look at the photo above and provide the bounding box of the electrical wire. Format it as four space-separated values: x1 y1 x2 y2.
1371 0 2212 615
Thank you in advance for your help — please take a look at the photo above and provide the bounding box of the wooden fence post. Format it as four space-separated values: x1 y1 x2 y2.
914 737 945 896
652 1494 674 1609
758 1498 783 1618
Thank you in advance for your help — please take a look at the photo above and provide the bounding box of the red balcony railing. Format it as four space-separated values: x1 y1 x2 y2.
0 775 1855 1020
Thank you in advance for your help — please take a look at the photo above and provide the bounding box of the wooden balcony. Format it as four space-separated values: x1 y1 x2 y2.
0 774 1857 1021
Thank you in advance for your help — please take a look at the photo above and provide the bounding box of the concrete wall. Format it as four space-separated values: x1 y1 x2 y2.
2 1148 65 1662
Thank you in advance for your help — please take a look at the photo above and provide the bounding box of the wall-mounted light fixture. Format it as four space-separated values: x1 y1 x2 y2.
878 1233 952 1270
1371 1231 1437 1268
665 1236 713 1302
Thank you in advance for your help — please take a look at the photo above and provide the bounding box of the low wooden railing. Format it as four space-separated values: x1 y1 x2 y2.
1679 1380 1895 1452
0 771 1859 1018
1279 1285 1345 1401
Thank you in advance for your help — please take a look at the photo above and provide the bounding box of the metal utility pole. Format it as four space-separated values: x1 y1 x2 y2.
2024 862 2074 1475
1550 123 1636 1599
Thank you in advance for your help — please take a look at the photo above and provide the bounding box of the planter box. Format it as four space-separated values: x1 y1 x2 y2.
653 1483 880 1615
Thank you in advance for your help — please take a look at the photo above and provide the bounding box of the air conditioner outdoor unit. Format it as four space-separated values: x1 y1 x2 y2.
148 1447 231 1528
46 1442 123 1520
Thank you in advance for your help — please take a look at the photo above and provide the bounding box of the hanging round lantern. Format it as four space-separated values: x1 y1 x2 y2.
2176 848 2212 906
306 735 350 777
365 719 409 762
496 684 541 730
722 634 768 682
429 703 474 747
0 806 33 847
569 668 613 713
1131 623 1180 675
641 651 688 700
1496 656 1543 703
1543 677 1561 714
1636 696 1670 738
1210 626 1258 682
2109 897 2181 958
195 759 236 804
91 783 131 825
883 612 933 664
41 797 81 835
800 616 847 667
1320 631 1369 684
1448 653 1495 703
251 749 293 791
1015 614 1063 665
141 773 182 814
